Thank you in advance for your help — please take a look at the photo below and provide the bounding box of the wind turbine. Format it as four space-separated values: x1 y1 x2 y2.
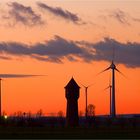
104 75 112 116
100 61 124 117
81 83 94 119
98 48 125 118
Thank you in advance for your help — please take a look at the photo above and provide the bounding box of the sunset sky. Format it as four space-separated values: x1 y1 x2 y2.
0 0 140 116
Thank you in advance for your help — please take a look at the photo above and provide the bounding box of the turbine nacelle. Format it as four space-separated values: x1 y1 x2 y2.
81 83 94 92
98 61 125 77
110 61 116 69
104 85 112 91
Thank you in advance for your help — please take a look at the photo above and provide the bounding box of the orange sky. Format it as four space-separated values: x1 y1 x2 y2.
0 0 140 116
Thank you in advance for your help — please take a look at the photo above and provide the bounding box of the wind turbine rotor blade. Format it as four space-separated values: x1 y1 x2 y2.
103 86 110 91
96 66 111 76
87 83 95 88
80 83 86 88
0 74 45 78
115 68 127 78
80 82 94 88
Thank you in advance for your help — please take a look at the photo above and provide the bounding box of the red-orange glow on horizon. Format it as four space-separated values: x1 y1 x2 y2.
1 59 140 116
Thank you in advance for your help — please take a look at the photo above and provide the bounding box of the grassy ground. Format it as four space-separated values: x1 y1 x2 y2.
0 125 139 138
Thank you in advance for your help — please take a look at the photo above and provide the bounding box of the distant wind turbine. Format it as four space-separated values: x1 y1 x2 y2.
81 83 94 119
104 75 112 116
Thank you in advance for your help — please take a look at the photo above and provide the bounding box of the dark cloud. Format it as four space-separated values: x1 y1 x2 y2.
89 38 140 68
37 2 85 25
0 35 87 63
0 74 44 78
0 36 140 68
31 55 63 63
108 9 130 25
100 9 140 26
4 2 44 26
32 36 83 56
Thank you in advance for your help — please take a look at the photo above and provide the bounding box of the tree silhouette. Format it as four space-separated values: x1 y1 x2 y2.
57 111 64 117
87 104 95 117
79 110 84 117
36 109 43 117
17 111 23 117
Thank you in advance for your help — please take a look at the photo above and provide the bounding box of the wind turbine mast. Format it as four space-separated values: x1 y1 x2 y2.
109 84 112 116
111 61 116 117
85 87 88 119
104 76 112 116
111 46 116 117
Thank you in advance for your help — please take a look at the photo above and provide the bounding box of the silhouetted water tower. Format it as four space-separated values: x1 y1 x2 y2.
65 77 80 127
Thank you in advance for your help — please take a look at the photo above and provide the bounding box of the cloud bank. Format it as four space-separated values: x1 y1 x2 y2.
0 36 139 68
0 1 86 27
3 2 44 27
37 2 85 25
90 38 140 68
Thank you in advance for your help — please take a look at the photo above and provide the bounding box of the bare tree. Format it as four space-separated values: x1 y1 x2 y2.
27 111 32 118
87 104 95 117
36 109 43 117
57 111 64 117
79 110 84 117
17 111 23 117
2 111 7 116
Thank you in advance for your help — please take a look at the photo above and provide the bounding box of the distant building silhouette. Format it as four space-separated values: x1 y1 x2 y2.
65 77 80 126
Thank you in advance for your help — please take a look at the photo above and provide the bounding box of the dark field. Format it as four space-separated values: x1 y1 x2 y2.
0 116 140 139
0 126 140 139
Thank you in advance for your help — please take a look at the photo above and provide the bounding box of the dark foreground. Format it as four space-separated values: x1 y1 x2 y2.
0 116 140 138
0 125 140 139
